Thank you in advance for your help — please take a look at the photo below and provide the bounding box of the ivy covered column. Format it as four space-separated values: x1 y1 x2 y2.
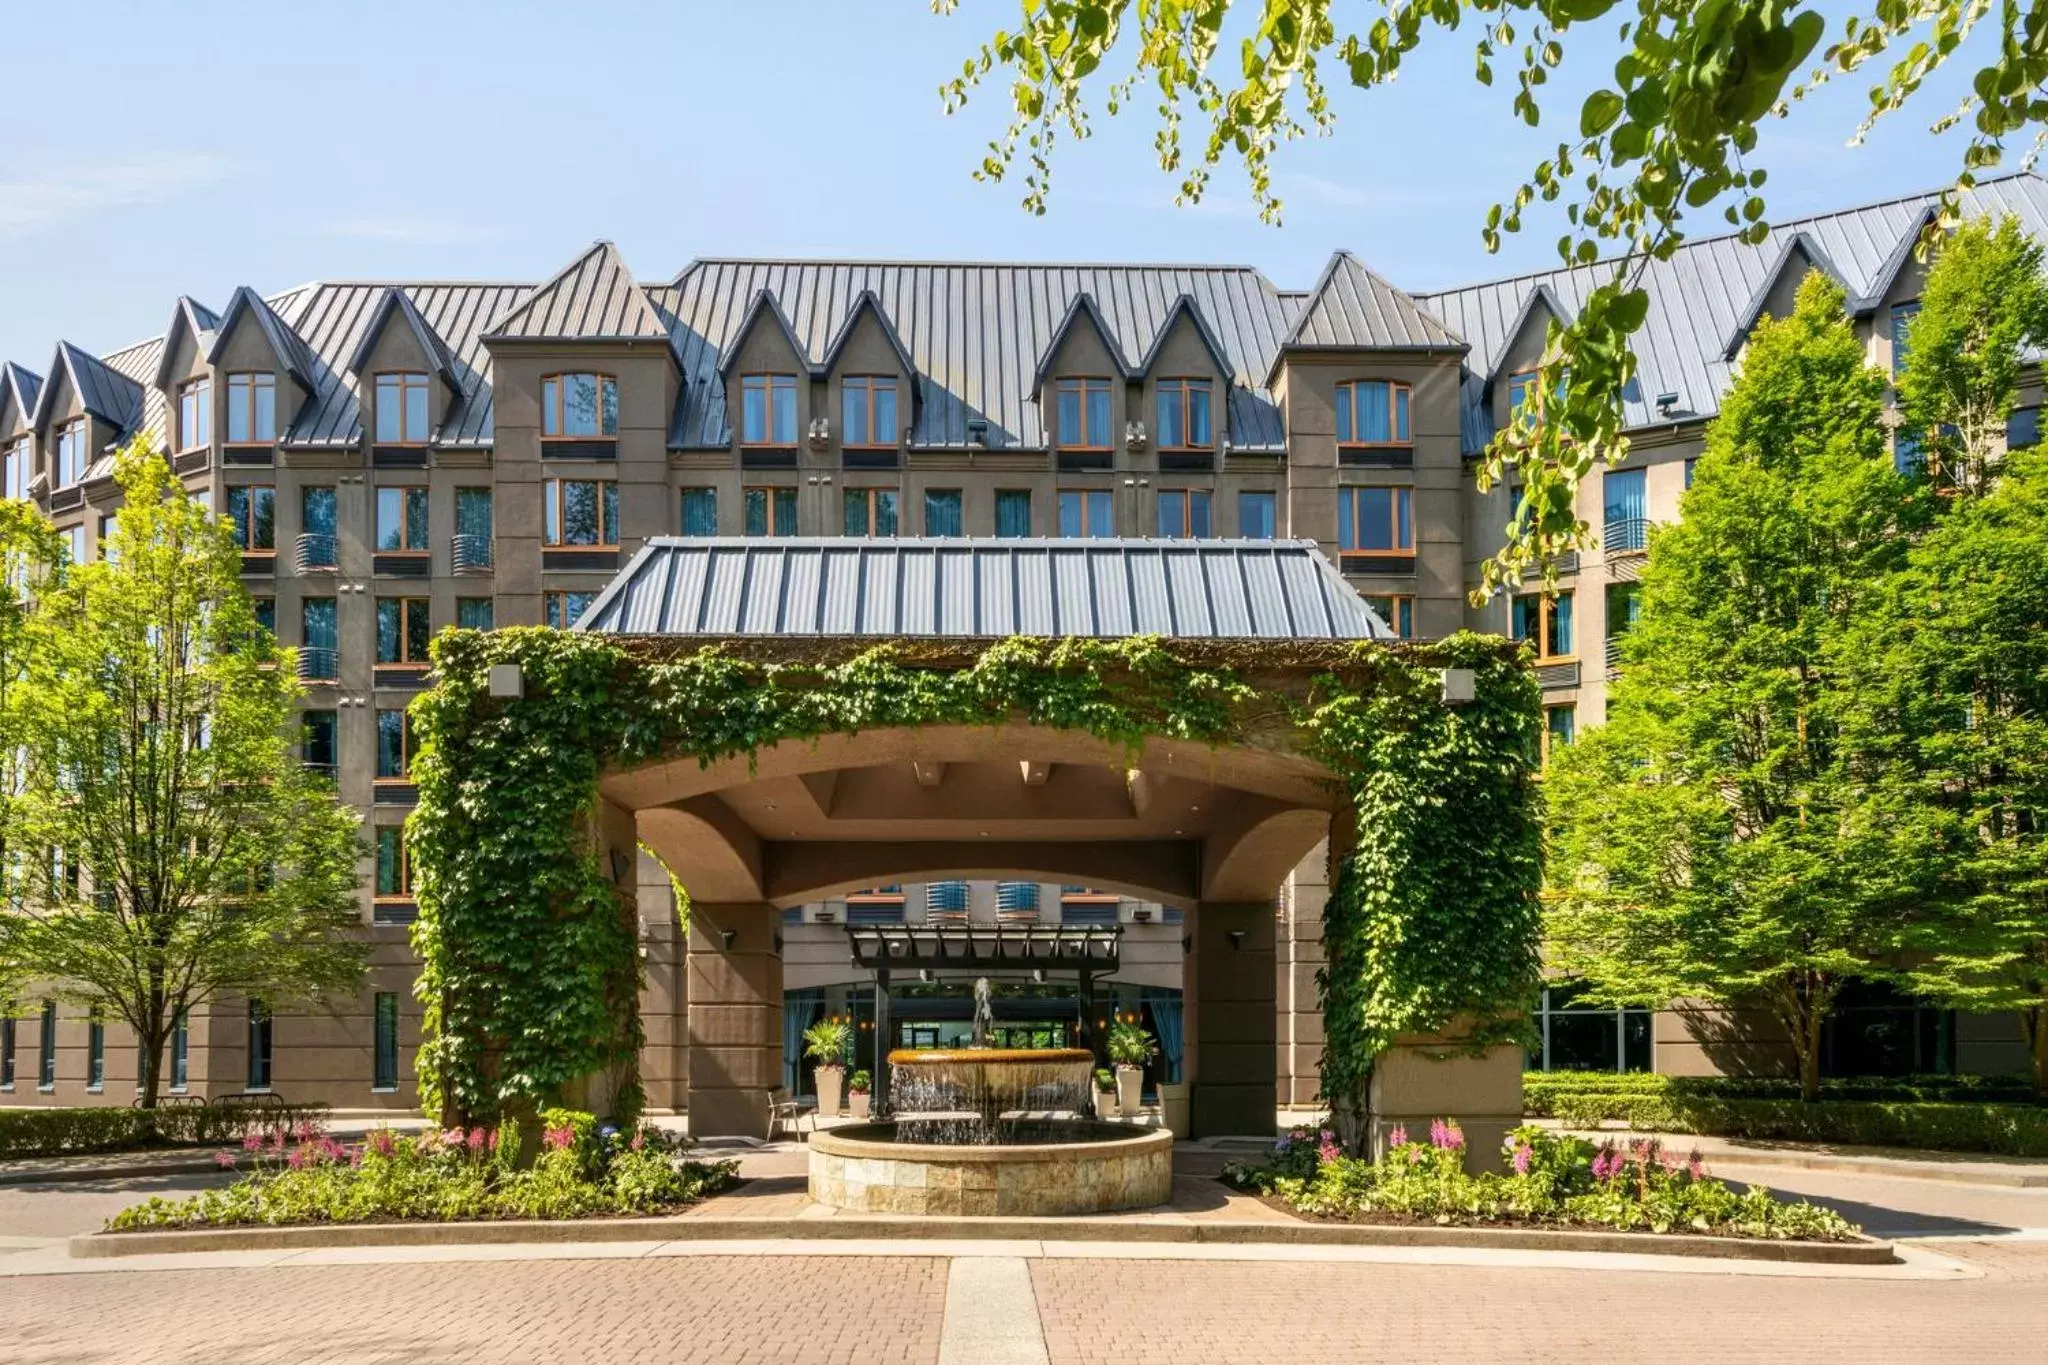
1186 900 1278 1138
685 902 784 1139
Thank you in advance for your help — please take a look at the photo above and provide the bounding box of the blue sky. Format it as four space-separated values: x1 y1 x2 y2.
0 0 1988 365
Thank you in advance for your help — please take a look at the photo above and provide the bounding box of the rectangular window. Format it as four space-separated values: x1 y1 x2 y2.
301 598 337 676
2008 407 2041 451
1542 705 1577 762
740 374 799 446
543 480 619 546
1889 301 1920 376
544 590 598 629
1683 458 1697 490
680 488 718 536
843 488 898 537
454 487 493 543
375 486 429 553
1055 378 1114 448
55 420 86 487
376 827 412 902
1605 581 1642 669
37 1000 56 1088
226 373 276 444
375 373 432 444
1335 380 1411 446
1361 594 1416 639
252 599 276 636
1532 982 1652 1072
456 598 494 630
994 489 1032 538
301 486 338 537
1238 490 1276 540
3 438 29 500
170 1009 188 1092
226 486 276 551
247 999 272 1091
0 1016 12 1089
842 376 899 447
924 489 963 537
374 993 400 1091
62 525 86 565
1337 486 1414 557
302 709 338 774
743 486 798 536
1511 591 1575 660
86 1007 104 1091
178 379 211 452
375 709 413 781
1603 468 1647 552
1057 489 1113 538
1507 368 1566 424
542 373 619 439
376 598 430 665
1156 379 1214 449
1156 488 1211 538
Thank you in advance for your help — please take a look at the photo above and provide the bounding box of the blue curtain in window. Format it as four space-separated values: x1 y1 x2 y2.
1603 468 1646 550
995 492 1032 538
1142 989 1184 1084
1355 383 1389 442
925 492 963 537
784 990 822 1093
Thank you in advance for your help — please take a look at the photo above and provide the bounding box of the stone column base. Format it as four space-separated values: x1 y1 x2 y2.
1368 1039 1523 1173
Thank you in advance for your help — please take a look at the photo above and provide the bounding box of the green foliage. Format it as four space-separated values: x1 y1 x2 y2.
1106 1020 1157 1067
846 1069 872 1094
0 442 365 1106
1545 275 1930 1101
1545 1091 2048 1158
937 0 2042 593
1094 1067 1115 1091
1223 1121 1855 1240
803 1019 853 1070
0 1103 332 1160
411 628 1540 1132
1522 1069 2041 1114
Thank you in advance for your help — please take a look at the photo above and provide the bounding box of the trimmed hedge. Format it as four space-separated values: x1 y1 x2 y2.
0 1104 331 1161
1546 1092 2048 1158
1524 1070 2040 1116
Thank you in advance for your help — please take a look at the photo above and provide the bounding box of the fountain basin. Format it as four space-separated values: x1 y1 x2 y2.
808 1121 1174 1216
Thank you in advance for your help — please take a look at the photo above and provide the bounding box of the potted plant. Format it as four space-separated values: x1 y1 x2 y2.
804 1018 852 1117
847 1069 873 1119
1107 1021 1157 1119
1093 1068 1117 1120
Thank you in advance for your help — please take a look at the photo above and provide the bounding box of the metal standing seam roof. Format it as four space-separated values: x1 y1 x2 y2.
0 362 42 430
1277 250 1465 365
34 341 146 438
574 537 1395 641
483 240 670 343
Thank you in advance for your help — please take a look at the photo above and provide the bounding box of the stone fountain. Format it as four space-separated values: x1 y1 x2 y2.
807 977 1173 1215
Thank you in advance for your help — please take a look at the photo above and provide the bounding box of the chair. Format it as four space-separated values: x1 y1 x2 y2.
766 1086 815 1140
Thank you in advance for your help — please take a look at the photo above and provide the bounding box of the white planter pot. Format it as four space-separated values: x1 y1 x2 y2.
849 1091 871 1119
1116 1065 1144 1119
815 1067 844 1118
1096 1088 1118 1120
1158 1081 1189 1136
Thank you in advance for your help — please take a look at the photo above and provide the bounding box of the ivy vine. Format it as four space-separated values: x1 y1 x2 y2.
408 628 1540 1137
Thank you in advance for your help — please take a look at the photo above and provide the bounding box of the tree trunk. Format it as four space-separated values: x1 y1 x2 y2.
1797 1007 1827 1103
1328 1063 1371 1156
2025 1005 2048 1102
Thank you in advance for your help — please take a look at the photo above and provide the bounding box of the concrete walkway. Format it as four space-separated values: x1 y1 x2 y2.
1537 1123 2048 1188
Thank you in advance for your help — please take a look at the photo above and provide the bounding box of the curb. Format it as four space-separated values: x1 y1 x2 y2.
70 1214 1896 1266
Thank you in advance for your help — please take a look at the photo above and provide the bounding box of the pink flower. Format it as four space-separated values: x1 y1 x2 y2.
466 1128 489 1156
1686 1151 1706 1180
1511 1143 1532 1175
213 1151 238 1170
241 1133 263 1153
629 1132 646 1152
1591 1147 1622 1181
1386 1125 1409 1149
542 1125 577 1152
1429 1119 1465 1152
285 1148 307 1170
367 1129 397 1158
1317 1137 1341 1163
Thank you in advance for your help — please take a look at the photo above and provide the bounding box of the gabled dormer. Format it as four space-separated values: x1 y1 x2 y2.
1722 231 1848 359
206 287 316 455
351 288 462 458
1267 250 1463 388
718 289 812 466
1484 282 1572 429
820 291 917 467
0 363 43 500
34 343 143 499
1033 294 1136 467
1136 295 1233 469
152 297 223 463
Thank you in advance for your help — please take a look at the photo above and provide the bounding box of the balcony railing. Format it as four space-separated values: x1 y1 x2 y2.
294 532 338 573
301 761 338 783
1604 636 1625 675
1604 517 1650 554
296 648 338 685
451 533 493 574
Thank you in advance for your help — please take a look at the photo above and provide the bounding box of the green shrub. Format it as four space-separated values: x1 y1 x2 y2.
0 1104 332 1160
1524 1070 2041 1118
1545 1091 2048 1157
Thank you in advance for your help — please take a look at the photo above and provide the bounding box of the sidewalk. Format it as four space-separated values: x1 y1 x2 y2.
1537 1122 2048 1188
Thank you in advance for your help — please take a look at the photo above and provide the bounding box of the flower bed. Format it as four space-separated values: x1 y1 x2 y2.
0 1103 332 1160
105 1110 738 1231
1222 1121 1858 1242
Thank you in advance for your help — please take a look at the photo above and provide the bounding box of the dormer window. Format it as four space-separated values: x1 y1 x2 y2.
54 420 86 488
1055 378 1114 449
178 379 211 452
1156 379 1213 450
3 439 29 500
539 372 616 440
1506 369 1566 425
841 376 899 448
1335 380 1410 446
376 372 432 444
226 373 276 444
740 374 798 446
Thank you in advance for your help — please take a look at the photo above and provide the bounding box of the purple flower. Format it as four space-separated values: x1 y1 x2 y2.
1511 1143 1532 1175
1591 1147 1622 1181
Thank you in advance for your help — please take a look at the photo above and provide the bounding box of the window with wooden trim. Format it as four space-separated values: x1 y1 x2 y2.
740 374 798 445
1541 705 1577 762
541 373 617 439
3 438 28 501
1054 377 1114 448
544 590 598 629
375 709 414 782
226 486 276 552
1156 379 1213 449
375 826 413 902
1511 590 1576 661
178 379 211 451
1889 301 1920 376
743 486 797 536
1335 380 1410 446
375 486 429 552
1337 486 1413 558
1360 594 1416 639
226 373 276 444
542 479 619 546
1057 488 1113 538
841 376 899 447
1507 368 1568 425
55 420 86 488
1156 488 1211 538
375 598 430 666
843 487 898 537
456 597 494 630
61 525 86 566
375 372 432 444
